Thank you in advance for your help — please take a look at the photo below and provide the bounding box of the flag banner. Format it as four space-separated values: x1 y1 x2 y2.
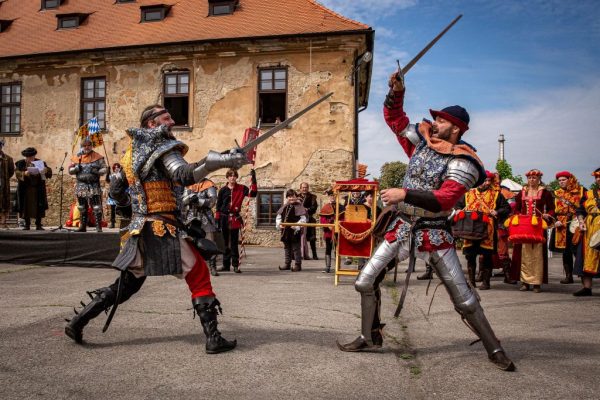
87 117 104 147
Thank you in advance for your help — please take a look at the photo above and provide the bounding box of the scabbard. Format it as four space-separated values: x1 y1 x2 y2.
394 232 416 318
102 270 125 333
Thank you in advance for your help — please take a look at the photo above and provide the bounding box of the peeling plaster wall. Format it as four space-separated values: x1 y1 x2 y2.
0 35 368 245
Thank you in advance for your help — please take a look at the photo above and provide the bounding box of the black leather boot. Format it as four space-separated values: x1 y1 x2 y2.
560 264 574 284
65 286 115 343
193 298 237 354
322 255 332 273
479 269 491 290
466 260 477 287
77 212 87 233
417 265 433 280
372 323 386 346
65 271 144 344
311 241 319 260
209 257 219 276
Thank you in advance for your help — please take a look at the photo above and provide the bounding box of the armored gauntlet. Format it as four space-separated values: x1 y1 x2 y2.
192 149 250 181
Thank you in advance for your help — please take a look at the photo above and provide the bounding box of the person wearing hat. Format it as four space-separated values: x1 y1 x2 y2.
550 171 585 284
337 70 515 371
68 137 108 232
455 170 511 290
508 169 555 292
572 167 600 296
14 147 52 230
0 139 15 229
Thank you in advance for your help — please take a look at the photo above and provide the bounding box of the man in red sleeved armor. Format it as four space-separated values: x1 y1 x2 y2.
337 71 515 371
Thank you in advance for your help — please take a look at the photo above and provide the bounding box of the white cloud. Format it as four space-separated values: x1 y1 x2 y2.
469 80 600 187
359 80 600 187
316 0 417 22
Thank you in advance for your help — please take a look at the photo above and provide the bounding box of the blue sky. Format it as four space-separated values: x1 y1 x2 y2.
319 0 600 187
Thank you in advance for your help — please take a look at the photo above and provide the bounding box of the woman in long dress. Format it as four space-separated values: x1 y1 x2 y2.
509 169 555 293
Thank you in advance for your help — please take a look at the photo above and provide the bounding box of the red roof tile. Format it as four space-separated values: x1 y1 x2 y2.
0 0 370 58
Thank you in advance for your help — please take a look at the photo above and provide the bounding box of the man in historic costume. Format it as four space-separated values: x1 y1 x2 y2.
68 137 108 232
276 189 307 271
299 182 319 260
65 105 248 354
183 178 221 277
105 163 123 229
550 171 585 284
572 167 600 296
216 168 257 273
0 139 15 228
337 71 515 372
508 169 555 293
15 147 52 230
455 170 511 290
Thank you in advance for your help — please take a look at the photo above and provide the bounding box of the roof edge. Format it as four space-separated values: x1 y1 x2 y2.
0 29 373 61
307 0 370 30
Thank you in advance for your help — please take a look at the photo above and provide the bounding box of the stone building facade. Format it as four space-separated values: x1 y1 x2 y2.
0 0 373 245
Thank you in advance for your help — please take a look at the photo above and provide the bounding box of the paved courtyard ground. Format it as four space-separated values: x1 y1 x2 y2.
1 246 598 399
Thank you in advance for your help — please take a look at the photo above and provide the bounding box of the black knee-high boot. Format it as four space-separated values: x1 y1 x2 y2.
310 240 319 260
65 271 145 343
193 297 237 354
65 286 115 343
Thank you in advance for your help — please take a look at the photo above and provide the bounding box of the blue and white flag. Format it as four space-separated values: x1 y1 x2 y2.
87 116 103 147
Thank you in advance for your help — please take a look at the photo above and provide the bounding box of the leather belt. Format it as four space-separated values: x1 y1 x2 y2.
396 202 451 219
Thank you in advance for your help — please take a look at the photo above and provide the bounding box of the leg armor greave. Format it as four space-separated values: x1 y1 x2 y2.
92 196 103 232
429 248 504 356
355 240 402 343
338 240 407 351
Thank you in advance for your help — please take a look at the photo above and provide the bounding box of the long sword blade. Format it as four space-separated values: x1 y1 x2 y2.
401 14 463 75
240 92 334 153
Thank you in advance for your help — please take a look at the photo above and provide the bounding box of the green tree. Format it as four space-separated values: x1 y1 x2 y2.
496 159 524 185
379 161 407 190
547 179 560 191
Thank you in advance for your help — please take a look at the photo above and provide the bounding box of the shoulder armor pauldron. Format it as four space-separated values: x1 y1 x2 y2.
446 158 480 189
161 150 188 179
400 123 419 146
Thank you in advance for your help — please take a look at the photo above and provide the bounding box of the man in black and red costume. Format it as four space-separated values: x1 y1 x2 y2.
65 105 248 354
216 168 257 273
337 70 515 371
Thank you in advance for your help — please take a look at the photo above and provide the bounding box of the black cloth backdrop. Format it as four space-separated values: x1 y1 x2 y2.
0 230 120 267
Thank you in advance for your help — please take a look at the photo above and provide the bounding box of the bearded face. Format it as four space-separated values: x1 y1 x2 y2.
81 142 93 155
479 178 492 191
432 117 458 141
